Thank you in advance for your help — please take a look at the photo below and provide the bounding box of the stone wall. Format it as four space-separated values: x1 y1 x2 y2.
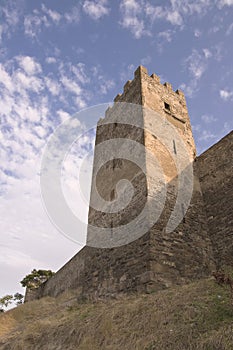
197 131 233 269
148 164 215 291
26 240 153 301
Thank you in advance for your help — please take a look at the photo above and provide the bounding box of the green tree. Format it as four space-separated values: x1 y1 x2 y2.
20 269 55 289
13 292 24 305
0 295 13 312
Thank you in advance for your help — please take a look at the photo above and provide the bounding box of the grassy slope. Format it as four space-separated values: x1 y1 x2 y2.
0 278 233 350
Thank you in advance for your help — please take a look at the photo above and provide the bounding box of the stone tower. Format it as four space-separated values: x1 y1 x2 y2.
86 65 214 294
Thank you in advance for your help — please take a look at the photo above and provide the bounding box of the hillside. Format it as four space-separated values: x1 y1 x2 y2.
0 278 233 350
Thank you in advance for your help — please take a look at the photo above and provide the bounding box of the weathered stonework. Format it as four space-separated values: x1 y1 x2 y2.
198 132 233 269
25 66 232 302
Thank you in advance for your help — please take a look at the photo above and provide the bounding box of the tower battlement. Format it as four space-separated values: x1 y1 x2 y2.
114 66 185 104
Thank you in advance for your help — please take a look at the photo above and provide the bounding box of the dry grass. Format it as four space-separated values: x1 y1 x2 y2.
0 278 233 349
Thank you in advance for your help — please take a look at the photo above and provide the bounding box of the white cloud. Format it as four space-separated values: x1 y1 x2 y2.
57 110 71 123
71 63 90 85
17 56 42 75
2 3 21 27
144 4 164 22
140 55 152 66
24 12 49 38
145 0 212 27
41 4 61 23
61 76 82 95
0 1 22 44
198 129 216 141
169 0 212 16
24 4 79 38
74 96 87 109
185 49 207 80
15 71 43 93
0 63 15 93
203 48 212 59
201 115 217 123
46 56 57 64
83 0 110 20
120 63 135 82
179 82 198 98
218 0 233 7
156 30 174 53
34 125 48 139
45 77 60 96
121 16 148 38
119 0 215 38
99 79 115 94
158 30 173 42
65 6 80 23
181 48 214 97
167 10 183 25
194 29 202 37
119 0 150 39
219 89 233 101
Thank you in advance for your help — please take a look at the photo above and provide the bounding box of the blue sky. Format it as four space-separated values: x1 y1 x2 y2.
0 0 233 298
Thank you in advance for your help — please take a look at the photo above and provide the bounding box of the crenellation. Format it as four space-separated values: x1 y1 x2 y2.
123 80 132 92
114 93 122 102
150 73 160 83
163 82 172 90
175 89 185 98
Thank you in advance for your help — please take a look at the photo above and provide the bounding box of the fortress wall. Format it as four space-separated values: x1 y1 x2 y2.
197 131 233 268
26 237 153 301
147 164 215 291
24 247 87 301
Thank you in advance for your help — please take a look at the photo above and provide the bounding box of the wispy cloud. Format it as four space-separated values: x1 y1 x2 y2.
180 48 213 97
24 10 50 38
119 0 151 39
219 89 233 101
41 4 62 23
64 6 80 24
17 56 42 75
194 29 202 37
226 22 233 35
156 29 174 52
83 0 110 20
198 129 216 141
24 4 80 38
185 49 208 80
140 55 152 66
45 57 57 64
201 114 217 123
0 1 23 42
218 0 233 8
118 1 233 39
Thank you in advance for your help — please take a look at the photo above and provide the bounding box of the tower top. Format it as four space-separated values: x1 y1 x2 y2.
114 66 185 104
112 66 196 160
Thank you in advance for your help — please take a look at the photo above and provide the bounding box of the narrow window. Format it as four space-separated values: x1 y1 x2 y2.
182 203 186 223
164 102 171 111
173 140 177 155
110 189 115 201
